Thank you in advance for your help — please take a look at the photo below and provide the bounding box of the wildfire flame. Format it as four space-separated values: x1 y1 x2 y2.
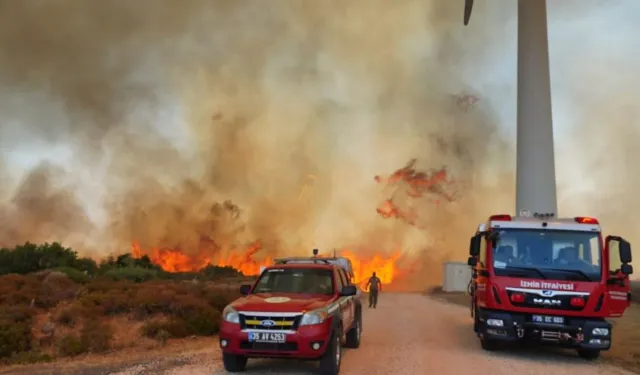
340 250 402 289
131 241 272 276
374 159 459 226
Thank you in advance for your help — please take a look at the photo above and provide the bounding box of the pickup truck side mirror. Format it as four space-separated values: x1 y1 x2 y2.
239 284 252 296
339 285 357 297
620 240 632 264
467 256 477 267
621 263 633 276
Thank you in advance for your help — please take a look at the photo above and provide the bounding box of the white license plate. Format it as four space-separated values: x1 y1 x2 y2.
248 332 287 343
532 315 564 324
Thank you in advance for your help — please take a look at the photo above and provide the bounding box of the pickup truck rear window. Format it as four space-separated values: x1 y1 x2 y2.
253 268 334 295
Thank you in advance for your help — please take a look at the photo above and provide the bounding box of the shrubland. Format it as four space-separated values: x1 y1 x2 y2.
0 242 247 365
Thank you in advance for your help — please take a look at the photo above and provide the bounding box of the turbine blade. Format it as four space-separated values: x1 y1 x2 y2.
464 0 474 25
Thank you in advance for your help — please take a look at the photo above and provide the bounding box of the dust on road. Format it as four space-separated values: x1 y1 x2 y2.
6 294 636 375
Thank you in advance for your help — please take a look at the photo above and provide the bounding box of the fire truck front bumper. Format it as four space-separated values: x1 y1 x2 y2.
477 309 612 350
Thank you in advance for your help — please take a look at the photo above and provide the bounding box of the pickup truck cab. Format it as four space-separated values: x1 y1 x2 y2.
219 260 362 374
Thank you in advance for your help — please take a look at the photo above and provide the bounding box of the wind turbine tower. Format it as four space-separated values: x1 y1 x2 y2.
465 0 558 217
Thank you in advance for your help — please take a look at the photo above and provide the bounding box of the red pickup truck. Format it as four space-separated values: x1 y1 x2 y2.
219 259 362 374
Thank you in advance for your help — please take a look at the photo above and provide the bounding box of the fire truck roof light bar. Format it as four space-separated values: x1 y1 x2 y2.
575 217 599 225
489 214 512 221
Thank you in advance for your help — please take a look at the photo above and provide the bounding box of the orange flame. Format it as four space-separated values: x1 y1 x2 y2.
340 250 402 289
374 159 458 226
131 241 272 276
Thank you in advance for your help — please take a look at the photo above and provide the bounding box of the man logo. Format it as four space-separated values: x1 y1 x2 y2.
260 319 276 327
533 298 561 306
541 290 553 296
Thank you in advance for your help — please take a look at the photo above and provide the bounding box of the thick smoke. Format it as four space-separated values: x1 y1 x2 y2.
0 0 518 286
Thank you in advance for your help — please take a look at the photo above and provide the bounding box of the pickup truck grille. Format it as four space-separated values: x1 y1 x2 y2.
239 313 302 331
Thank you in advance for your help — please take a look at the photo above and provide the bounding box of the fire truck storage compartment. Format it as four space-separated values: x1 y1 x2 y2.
442 262 472 292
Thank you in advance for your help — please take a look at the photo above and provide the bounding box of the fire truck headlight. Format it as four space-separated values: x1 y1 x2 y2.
487 319 504 327
592 328 609 336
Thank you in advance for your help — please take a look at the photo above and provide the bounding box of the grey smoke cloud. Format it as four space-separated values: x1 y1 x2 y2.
0 0 637 285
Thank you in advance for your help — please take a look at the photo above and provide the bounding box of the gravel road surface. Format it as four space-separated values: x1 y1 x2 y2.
69 293 640 374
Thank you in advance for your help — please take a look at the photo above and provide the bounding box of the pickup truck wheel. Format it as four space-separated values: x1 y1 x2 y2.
345 311 362 348
319 331 342 375
577 349 600 360
222 353 248 372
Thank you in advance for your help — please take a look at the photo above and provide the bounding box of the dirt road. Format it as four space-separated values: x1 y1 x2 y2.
7 293 635 375
108 293 634 375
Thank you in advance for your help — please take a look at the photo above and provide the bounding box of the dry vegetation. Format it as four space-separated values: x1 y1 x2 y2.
0 271 240 367
427 287 640 373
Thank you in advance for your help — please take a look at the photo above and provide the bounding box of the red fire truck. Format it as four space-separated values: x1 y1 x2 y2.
467 214 633 359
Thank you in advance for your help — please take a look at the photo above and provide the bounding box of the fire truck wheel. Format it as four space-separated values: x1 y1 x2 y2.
345 311 362 348
319 330 342 374
222 353 248 372
577 349 600 360
479 336 500 351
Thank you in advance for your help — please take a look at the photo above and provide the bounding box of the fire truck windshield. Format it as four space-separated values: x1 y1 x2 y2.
490 229 602 281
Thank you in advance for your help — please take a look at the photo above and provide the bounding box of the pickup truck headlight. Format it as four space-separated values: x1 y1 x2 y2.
222 306 240 324
299 310 329 326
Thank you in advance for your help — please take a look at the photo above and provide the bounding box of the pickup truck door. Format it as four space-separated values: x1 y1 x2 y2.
336 269 354 335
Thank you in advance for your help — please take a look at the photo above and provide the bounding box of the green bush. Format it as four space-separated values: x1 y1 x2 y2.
4 351 53 365
53 266 89 284
57 333 84 357
104 267 160 283
0 322 32 358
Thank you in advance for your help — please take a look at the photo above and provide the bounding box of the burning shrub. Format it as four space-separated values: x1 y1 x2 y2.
80 319 113 353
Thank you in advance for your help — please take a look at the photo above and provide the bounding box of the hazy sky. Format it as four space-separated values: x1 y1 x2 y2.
1 0 639 261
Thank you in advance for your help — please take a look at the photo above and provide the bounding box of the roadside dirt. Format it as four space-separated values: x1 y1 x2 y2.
2 293 637 374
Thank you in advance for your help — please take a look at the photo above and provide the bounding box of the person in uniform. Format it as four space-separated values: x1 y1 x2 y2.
365 272 382 308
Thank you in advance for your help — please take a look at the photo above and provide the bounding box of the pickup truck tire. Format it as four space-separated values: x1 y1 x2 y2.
222 353 248 372
577 349 600 360
345 310 362 348
319 331 342 375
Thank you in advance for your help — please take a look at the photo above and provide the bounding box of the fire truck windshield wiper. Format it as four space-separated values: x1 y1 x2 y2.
503 266 547 279
539 268 593 282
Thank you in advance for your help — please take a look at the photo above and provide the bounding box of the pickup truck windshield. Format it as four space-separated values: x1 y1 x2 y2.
491 229 602 281
253 268 334 295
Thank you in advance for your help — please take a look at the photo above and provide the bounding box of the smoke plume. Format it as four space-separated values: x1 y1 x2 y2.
0 0 525 287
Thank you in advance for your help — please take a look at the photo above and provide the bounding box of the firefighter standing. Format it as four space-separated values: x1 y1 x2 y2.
366 272 382 308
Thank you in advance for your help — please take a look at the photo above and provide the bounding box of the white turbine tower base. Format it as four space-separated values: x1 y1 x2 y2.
464 0 558 218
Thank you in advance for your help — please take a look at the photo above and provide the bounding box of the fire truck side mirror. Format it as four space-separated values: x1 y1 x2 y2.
619 240 632 264
469 234 481 256
621 263 633 276
467 257 477 267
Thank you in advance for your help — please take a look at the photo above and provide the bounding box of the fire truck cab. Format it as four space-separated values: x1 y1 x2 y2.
467 213 633 360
